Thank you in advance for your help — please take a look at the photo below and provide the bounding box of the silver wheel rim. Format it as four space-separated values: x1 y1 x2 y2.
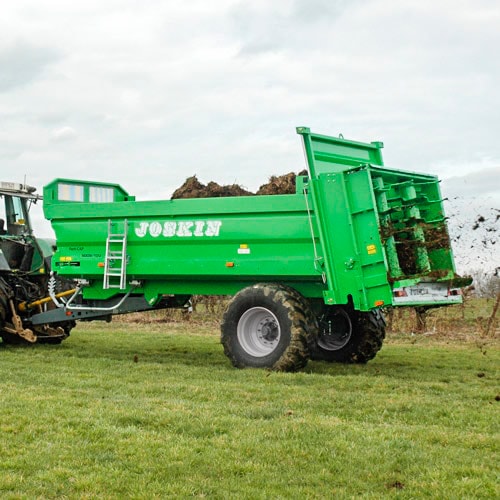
237 307 281 357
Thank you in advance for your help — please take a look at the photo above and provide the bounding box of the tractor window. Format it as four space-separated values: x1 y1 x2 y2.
0 195 6 235
12 196 24 224
4 195 29 235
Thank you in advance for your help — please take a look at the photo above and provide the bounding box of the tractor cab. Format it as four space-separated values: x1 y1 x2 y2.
0 181 48 273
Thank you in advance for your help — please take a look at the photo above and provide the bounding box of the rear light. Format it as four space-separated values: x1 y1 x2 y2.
394 289 408 297
448 289 461 296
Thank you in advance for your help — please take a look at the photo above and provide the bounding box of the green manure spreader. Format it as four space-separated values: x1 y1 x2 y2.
0 127 469 371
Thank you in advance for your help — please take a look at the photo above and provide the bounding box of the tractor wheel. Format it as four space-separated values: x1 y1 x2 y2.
0 290 7 328
0 291 10 345
221 283 313 371
36 321 75 345
310 307 385 364
0 288 73 346
0 290 21 345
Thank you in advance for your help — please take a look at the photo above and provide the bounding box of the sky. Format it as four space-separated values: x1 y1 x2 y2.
1 0 499 271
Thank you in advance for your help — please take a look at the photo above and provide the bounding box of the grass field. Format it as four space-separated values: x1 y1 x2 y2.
1 314 499 498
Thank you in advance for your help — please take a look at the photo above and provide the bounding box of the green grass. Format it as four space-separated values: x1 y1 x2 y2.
1 322 498 499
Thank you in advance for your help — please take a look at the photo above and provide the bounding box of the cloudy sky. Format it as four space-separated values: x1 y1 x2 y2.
1 0 499 268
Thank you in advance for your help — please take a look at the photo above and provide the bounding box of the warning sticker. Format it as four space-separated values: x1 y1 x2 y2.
366 244 377 255
238 244 251 255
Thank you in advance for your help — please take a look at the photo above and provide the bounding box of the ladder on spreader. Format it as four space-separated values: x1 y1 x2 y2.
103 219 128 290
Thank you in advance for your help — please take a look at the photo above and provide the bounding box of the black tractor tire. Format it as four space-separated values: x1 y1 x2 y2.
36 320 75 345
35 337 64 345
0 290 15 345
0 294 33 346
0 332 33 345
0 288 73 346
0 289 7 328
310 307 385 364
221 283 314 371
